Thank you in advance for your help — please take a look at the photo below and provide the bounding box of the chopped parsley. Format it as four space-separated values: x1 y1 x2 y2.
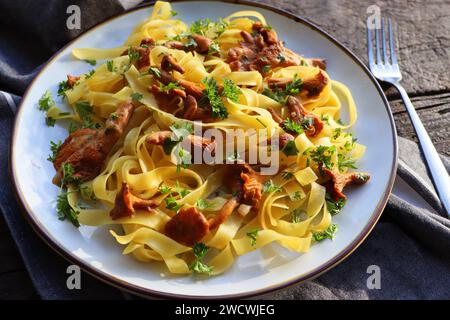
202 77 228 119
281 140 299 156
303 145 336 173
277 53 286 62
282 118 303 135
222 78 241 103
47 140 61 163
68 122 78 134
190 18 228 38
326 193 346 215
246 229 259 247
313 224 338 242
84 70 95 79
57 80 70 97
45 117 56 127
207 42 220 56
159 185 172 195
332 128 342 140
61 163 80 186
189 243 213 274
281 171 294 180
337 154 357 172
170 10 178 17
75 101 93 120
56 190 80 228
159 81 183 93
38 90 55 111
196 199 213 210
261 65 271 73
84 59 96 66
148 67 161 78
130 92 143 101
106 60 114 72
262 180 282 194
262 75 302 104
336 118 345 126
165 195 181 212
127 46 140 70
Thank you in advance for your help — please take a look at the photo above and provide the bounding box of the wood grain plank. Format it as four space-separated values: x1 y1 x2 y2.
255 0 450 97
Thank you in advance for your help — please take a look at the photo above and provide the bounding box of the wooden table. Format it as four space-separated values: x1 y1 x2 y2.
1 0 449 299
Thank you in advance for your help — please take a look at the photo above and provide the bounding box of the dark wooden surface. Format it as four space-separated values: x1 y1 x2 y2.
1 0 449 299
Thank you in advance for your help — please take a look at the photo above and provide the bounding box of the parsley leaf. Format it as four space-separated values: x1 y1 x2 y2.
303 145 336 173
222 78 241 102
262 180 282 194
75 101 93 121
282 118 303 135
281 140 299 156
207 42 220 56
246 229 259 246
262 75 302 104
57 80 70 97
106 60 114 72
148 67 161 78
326 193 346 215
159 185 172 195
189 243 213 274
196 199 213 210
61 163 80 187
45 117 56 127
313 224 338 242
337 154 357 172
130 92 143 101
56 190 80 228
281 171 294 180
159 82 183 93
261 65 271 73
38 90 55 111
84 70 95 79
202 77 228 119
165 195 181 212
170 10 178 17
84 59 96 66
47 140 61 163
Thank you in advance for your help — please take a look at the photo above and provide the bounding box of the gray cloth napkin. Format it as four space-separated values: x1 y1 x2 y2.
1 0 449 300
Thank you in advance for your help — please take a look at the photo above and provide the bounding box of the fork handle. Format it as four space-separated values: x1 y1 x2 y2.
394 83 450 217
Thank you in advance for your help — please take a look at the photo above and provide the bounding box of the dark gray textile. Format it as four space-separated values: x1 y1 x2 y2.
1 0 449 300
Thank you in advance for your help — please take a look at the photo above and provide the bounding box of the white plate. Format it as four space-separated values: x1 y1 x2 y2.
11 1 397 299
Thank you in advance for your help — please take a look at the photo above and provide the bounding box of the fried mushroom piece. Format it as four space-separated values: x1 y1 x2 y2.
268 70 329 99
226 22 300 74
161 55 185 74
164 207 210 246
146 130 216 156
67 75 80 88
285 96 324 137
208 197 240 230
110 183 159 220
120 38 155 70
323 168 370 201
53 101 135 184
223 164 263 209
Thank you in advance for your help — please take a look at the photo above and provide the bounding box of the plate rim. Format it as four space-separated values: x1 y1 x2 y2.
9 0 398 299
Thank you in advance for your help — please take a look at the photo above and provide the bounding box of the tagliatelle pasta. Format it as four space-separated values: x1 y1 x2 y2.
39 1 371 276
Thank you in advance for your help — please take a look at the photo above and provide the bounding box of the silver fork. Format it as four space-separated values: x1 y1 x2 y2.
367 17 450 217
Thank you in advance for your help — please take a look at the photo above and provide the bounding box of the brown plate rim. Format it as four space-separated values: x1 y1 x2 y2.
10 0 398 300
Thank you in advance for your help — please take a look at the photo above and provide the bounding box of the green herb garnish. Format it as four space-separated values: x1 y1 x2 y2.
246 229 259 247
189 243 213 274
313 224 338 242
